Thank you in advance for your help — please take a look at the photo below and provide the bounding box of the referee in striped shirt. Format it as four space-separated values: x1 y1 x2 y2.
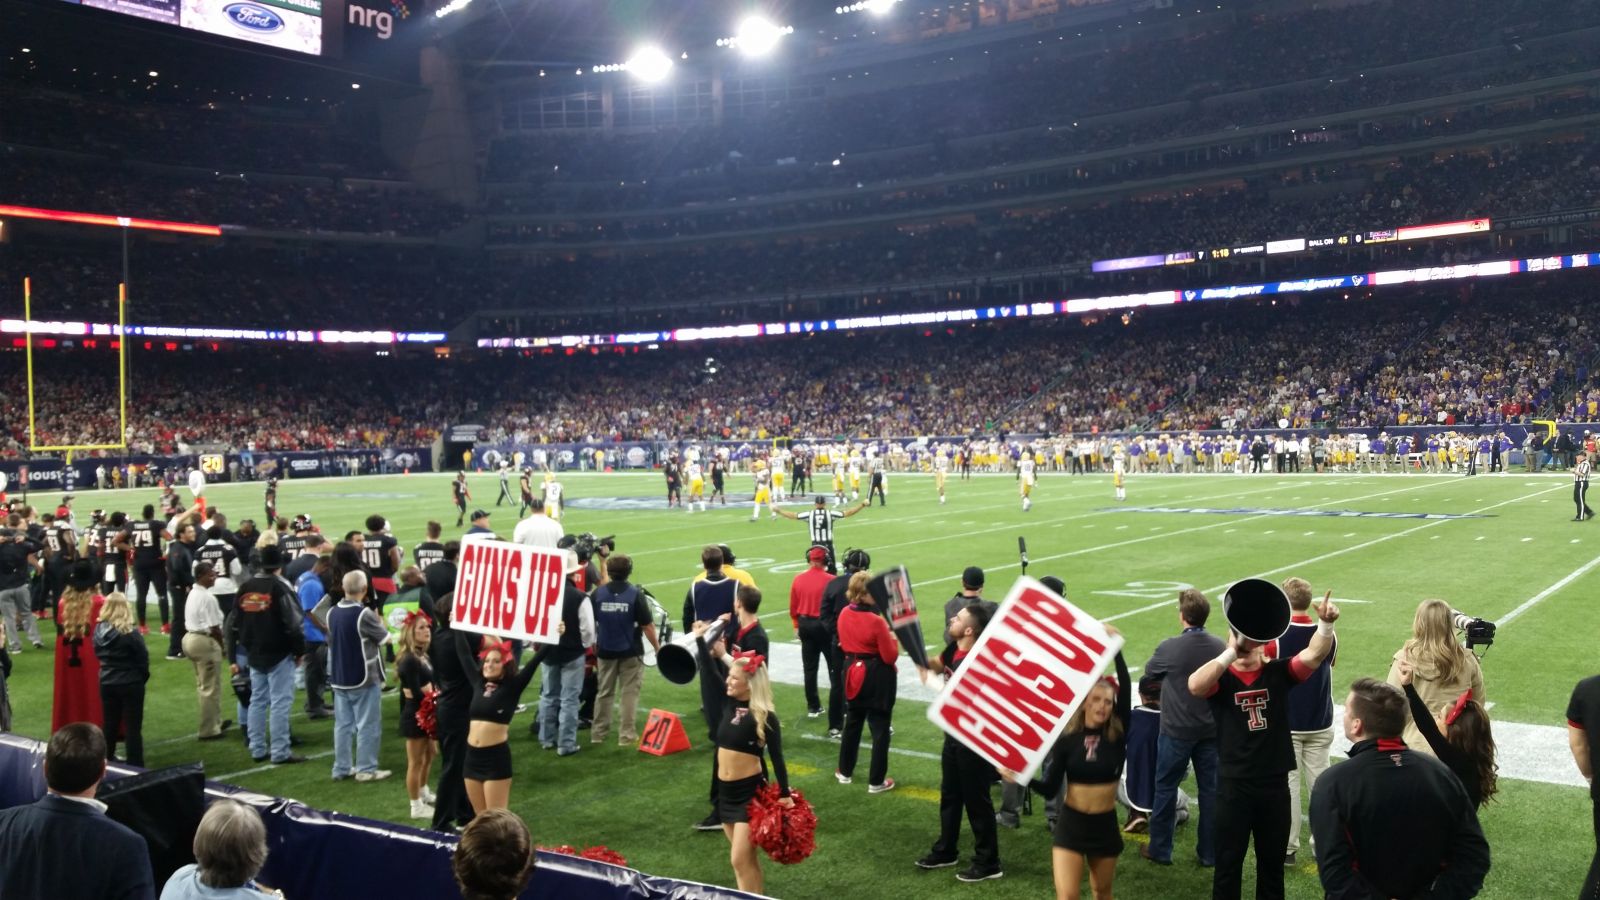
775 495 868 574
1576 451 1594 521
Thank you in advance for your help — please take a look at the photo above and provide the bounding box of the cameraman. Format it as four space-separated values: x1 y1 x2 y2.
1385 600 1485 757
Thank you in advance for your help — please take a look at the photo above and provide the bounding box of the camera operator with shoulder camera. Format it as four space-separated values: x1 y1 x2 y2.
1385 600 1487 758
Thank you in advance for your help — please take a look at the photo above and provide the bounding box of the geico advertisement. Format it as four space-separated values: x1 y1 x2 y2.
181 0 323 55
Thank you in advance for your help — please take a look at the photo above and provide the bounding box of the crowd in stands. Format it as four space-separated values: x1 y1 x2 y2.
0 350 445 457
0 279 1592 457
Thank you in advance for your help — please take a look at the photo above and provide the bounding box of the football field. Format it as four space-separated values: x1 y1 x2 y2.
5 468 1593 899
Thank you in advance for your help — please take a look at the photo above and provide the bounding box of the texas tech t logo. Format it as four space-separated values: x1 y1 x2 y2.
1235 689 1269 731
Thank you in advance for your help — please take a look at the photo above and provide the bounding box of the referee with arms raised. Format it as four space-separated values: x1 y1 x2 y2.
1577 451 1594 521
775 495 867 574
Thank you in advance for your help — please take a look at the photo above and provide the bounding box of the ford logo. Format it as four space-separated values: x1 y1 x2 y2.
225 3 285 32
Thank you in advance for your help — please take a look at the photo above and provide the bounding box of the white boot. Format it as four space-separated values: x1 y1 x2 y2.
421 785 436 804
410 798 434 820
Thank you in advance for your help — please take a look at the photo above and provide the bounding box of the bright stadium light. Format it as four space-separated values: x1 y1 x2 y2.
836 0 899 14
626 46 674 83
720 16 793 56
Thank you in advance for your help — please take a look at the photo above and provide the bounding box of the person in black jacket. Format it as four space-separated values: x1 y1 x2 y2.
164 521 199 660
818 547 871 739
93 592 150 767
225 546 307 765
0 723 155 900
429 590 476 833
1310 678 1490 899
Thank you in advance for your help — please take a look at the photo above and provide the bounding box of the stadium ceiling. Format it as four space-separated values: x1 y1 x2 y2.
444 0 963 72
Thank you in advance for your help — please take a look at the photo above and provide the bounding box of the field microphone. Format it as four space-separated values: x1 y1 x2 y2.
1018 536 1029 575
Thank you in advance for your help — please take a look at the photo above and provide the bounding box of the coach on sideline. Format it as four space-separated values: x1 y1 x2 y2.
1311 678 1490 899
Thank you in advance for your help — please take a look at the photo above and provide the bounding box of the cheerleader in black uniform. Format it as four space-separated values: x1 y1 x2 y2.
694 623 793 895
1016 626 1130 900
396 611 437 820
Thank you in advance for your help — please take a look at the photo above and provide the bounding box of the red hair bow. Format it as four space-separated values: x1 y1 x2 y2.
1099 675 1120 692
1444 689 1473 726
733 650 766 671
402 610 433 630
477 639 513 661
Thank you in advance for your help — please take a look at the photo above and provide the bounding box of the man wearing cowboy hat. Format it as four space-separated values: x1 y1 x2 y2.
226 546 307 765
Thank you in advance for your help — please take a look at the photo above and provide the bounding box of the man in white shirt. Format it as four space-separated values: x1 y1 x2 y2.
512 498 565 548
181 562 233 741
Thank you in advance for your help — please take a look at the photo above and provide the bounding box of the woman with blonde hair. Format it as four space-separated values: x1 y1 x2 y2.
692 623 792 894
52 560 105 734
395 610 437 819
1386 599 1485 755
95 591 150 766
1020 626 1130 900
835 569 899 793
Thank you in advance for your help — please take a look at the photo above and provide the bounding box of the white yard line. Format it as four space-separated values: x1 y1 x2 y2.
1497 551 1600 626
213 749 336 782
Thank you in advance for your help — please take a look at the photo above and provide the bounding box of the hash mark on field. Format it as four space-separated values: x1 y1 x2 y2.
1476 536 1486 541
1344 532 1356 538
961 521 976 525
1263 530 1275 535
1574 539 1582 544
1522 537 1534 543
1083 525 1094 529
1303 531 1315 536
1431 535 1440 540
1225 529 1237 534
1116 525 1128 530
1150 527 1162 532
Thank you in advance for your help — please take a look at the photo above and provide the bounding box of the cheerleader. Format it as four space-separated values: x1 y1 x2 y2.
692 629 792 894
397 611 438 819
455 634 553 814
1012 627 1130 900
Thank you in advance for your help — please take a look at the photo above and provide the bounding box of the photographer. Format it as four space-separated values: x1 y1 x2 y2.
1385 600 1485 757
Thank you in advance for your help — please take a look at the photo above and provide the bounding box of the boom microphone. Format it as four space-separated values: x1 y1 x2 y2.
1018 536 1029 575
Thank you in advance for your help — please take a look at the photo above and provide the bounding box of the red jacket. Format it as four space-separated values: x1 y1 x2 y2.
788 566 832 630
837 604 897 666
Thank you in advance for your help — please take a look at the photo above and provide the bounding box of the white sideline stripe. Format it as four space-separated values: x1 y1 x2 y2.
763 643 1586 787
213 749 336 781
1496 551 1600 626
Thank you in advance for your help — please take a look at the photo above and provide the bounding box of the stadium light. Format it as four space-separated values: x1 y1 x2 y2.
626 46 674 83
836 0 898 14
717 16 794 56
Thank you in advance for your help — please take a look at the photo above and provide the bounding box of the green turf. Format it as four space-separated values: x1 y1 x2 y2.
4 469 1592 898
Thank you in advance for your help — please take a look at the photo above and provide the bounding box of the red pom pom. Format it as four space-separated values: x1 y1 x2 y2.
578 845 629 867
416 689 440 739
746 784 816 865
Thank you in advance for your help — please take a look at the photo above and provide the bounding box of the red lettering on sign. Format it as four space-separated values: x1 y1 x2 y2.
501 550 524 632
936 698 1028 772
1006 590 1107 674
963 636 1071 732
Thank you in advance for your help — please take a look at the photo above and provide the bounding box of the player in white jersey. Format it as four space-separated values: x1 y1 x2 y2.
1112 443 1128 501
751 462 774 521
686 461 707 512
771 451 788 503
542 471 564 521
847 454 862 500
934 451 950 504
1018 453 1037 511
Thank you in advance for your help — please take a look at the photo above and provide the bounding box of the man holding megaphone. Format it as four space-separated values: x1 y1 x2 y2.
1188 584 1340 900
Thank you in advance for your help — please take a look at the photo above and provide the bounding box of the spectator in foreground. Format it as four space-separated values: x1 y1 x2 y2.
226 546 307 765
160 800 278 899
0 722 156 900
1276 577 1337 867
1570 671 1600 898
1310 678 1490 899
453 809 536 900
182 563 234 741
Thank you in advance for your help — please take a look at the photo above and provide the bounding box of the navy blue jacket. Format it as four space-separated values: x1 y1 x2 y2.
0 793 155 900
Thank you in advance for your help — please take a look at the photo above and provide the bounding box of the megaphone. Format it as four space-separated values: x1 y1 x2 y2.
1222 578 1291 644
656 618 726 685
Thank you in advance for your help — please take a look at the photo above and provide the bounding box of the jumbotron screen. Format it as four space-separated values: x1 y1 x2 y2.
60 0 324 55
